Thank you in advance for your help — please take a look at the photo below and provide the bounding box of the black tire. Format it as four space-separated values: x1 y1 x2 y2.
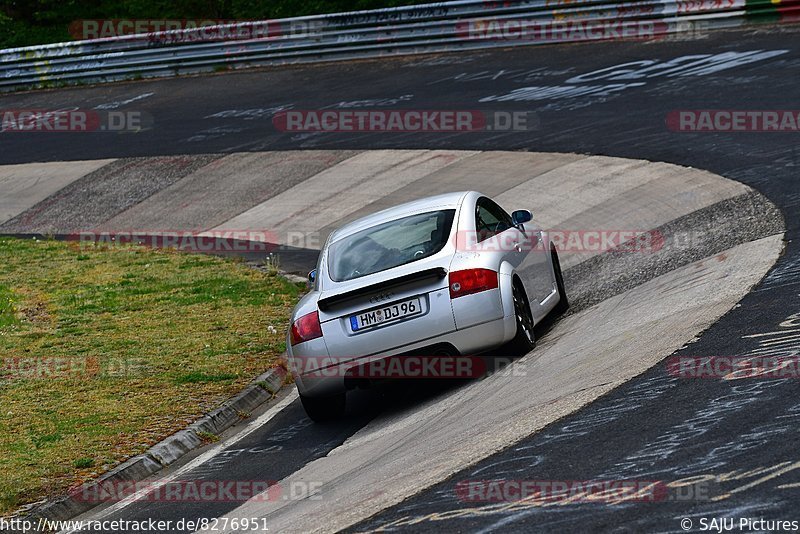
509 281 536 354
300 392 345 423
552 247 570 315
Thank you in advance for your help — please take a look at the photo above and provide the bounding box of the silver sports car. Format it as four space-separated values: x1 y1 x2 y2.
287 191 568 421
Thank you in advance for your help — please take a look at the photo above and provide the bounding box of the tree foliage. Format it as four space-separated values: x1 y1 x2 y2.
0 0 434 49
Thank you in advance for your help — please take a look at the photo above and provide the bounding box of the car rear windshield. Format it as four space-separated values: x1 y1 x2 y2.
328 209 456 282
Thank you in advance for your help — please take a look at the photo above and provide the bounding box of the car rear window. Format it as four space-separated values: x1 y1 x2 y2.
328 209 456 282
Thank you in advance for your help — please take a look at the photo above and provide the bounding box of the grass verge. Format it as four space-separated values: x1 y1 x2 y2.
0 237 303 516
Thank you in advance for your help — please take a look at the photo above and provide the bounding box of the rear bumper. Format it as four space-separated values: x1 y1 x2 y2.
291 315 513 398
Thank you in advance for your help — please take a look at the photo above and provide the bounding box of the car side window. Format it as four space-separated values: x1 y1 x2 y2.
475 198 514 242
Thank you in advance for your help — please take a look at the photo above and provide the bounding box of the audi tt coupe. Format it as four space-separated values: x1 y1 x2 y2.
287 191 568 421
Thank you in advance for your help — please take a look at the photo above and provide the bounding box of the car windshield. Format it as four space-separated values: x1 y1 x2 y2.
328 209 455 282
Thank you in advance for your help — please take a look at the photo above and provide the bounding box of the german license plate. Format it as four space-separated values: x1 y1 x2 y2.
350 297 422 331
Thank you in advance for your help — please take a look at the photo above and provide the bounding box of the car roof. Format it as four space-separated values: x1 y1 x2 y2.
327 191 476 244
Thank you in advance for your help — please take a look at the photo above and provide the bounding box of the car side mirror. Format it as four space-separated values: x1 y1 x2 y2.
307 269 317 289
512 210 533 226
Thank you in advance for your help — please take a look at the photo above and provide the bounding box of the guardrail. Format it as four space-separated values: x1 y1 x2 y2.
0 0 797 92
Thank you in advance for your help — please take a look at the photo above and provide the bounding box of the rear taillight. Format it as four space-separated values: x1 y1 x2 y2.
290 311 322 346
449 269 499 298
